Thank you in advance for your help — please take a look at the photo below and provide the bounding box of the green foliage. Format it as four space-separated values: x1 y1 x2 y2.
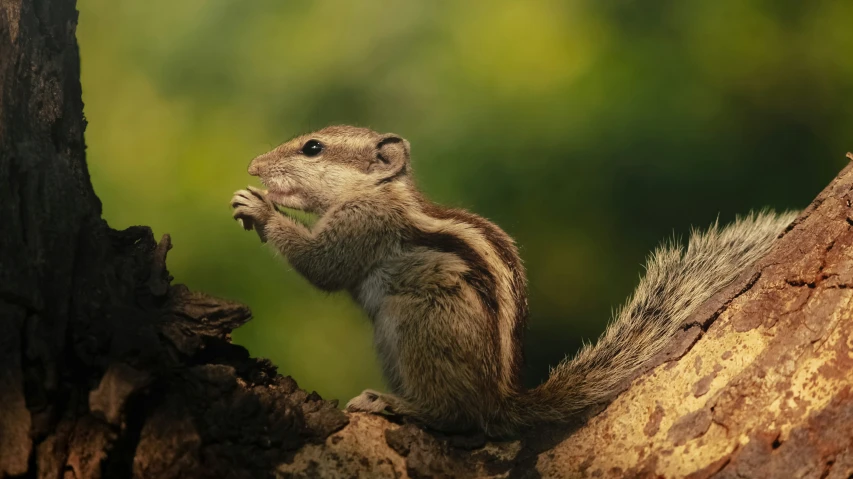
78 0 853 400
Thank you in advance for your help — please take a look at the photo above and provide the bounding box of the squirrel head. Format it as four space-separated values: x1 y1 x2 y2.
248 125 411 213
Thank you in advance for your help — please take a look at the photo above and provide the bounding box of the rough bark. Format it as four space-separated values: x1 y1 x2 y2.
0 2 346 478
1 0 852 478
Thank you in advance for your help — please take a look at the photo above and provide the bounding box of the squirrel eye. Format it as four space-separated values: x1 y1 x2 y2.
301 139 324 157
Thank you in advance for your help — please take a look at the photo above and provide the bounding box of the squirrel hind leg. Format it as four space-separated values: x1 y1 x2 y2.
345 389 493 435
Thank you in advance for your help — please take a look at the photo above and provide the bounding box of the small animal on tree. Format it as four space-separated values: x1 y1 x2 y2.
231 125 796 437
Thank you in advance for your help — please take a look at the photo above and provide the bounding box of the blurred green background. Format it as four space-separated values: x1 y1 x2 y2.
77 0 852 401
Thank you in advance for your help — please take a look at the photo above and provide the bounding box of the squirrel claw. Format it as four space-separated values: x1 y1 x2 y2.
231 188 273 238
236 217 255 231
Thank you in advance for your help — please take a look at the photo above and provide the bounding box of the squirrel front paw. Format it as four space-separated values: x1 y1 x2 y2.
345 389 393 415
231 186 274 241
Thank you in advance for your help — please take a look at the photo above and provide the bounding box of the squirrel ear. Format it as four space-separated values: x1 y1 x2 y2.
371 134 410 173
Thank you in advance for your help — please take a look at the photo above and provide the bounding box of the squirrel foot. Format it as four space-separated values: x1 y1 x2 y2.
345 389 397 415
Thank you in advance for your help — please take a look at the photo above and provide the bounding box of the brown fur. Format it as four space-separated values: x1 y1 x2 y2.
231 125 797 437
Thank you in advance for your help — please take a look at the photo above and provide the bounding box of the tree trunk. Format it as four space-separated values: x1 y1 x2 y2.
1 1 851 478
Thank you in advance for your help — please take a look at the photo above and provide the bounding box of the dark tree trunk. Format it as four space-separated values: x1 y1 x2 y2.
0 2 345 478
1 1 852 478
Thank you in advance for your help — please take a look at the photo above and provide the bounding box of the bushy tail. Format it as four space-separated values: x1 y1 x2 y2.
518 210 798 426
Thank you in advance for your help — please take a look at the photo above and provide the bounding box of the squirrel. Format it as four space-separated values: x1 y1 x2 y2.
230 125 797 437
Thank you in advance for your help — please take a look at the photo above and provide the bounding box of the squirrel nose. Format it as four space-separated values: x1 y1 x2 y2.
248 155 265 176
248 151 275 176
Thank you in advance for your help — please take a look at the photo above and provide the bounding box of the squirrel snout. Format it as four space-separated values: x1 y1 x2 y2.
248 157 264 176
248 151 278 176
